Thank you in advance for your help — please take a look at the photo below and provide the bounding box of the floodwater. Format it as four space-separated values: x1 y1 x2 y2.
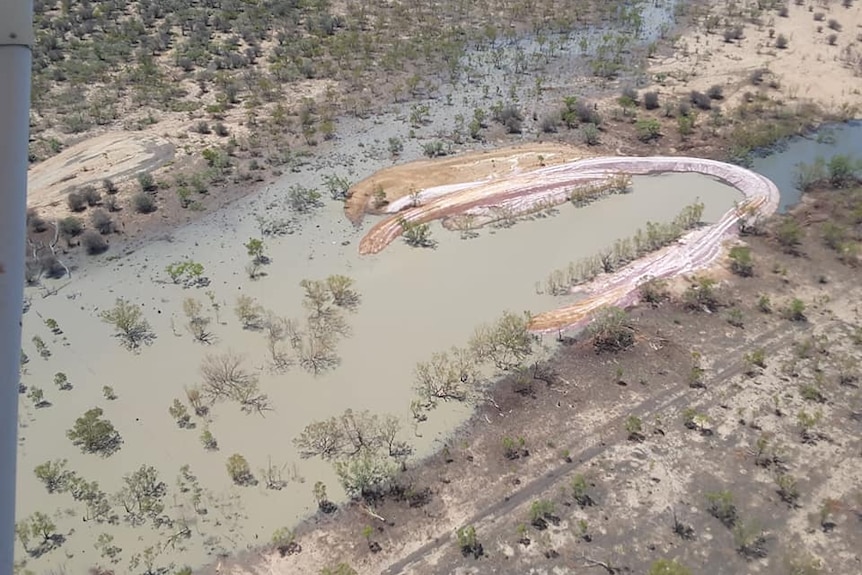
751 119 862 211
16 171 740 573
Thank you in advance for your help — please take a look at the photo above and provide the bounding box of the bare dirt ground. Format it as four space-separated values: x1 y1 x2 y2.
212 183 862 575
345 142 588 223
27 132 174 217
651 0 862 112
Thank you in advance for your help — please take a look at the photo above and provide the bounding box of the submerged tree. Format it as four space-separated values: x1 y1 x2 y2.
235 295 264 329
183 297 213 343
200 351 269 414
33 459 75 494
66 408 122 457
16 511 62 557
100 298 155 350
117 465 167 526
326 275 360 309
262 312 299 371
414 347 480 406
469 310 534 371
226 453 256 486
398 217 435 248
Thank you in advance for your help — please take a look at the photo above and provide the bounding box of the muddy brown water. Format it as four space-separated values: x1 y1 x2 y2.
16 172 739 572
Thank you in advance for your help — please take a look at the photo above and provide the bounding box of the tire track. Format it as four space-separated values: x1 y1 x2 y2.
380 320 799 574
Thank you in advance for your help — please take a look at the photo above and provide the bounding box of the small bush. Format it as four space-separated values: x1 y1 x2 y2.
705 490 737 528
58 216 84 238
137 172 156 192
575 100 602 125
781 298 807 322
778 6 789 17
504 116 522 134
102 178 118 195
827 33 838 45
827 154 857 187
104 196 120 212
422 141 448 158
643 91 660 110
827 19 842 31
90 209 114 234
821 222 847 250
776 34 789 49
492 104 523 134
684 276 721 312
193 121 211 134
132 193 157 214
750 68 767 85
214 122 230 137
813 12 825 22
581 123 600 145
723 26 743 42
40 254 66 279
67 191 87 212
690 90 712 110
619 86 638 107
639 277 669 305
706 84 724 100
27 208 48 233
588 307 635 352
728 246 754 276
81 185 101 206
636 118 661 142
540 113 560 133
775 219 803 253
82 230 109 255
648 559 692 575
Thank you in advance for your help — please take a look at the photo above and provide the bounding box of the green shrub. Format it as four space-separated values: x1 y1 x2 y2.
132 193 157 214
636 118 661 142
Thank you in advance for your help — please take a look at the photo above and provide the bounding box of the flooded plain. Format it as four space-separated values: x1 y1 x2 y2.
16 169 740 572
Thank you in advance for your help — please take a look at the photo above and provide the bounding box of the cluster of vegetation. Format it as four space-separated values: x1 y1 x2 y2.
27 0 644 162
544 199 705 295
165 259 208 288
294 409 411 499
568 173 632 207
414 310 534 410
24 457 211 572
291 309 533 502
399 217 436 248
100 298 156 351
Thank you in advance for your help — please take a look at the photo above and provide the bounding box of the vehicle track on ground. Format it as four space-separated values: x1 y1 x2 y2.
380 317 807 575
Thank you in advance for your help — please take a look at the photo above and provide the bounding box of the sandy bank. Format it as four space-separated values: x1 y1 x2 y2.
344 142 587 223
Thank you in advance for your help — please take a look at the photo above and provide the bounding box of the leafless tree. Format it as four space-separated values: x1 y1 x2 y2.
298 330 340 375
414 347 480 406
262 312 299 371
200 351 269 415
259 457 287 490
235 295 264 330
183 298 213 343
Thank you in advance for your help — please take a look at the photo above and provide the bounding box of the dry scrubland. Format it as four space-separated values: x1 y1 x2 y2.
14 0 862 575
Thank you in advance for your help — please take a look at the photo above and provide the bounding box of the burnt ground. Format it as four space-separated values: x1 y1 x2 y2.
207 185 862 575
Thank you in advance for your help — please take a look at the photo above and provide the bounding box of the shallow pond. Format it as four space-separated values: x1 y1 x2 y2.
752 119 862 211
16 170 739 573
